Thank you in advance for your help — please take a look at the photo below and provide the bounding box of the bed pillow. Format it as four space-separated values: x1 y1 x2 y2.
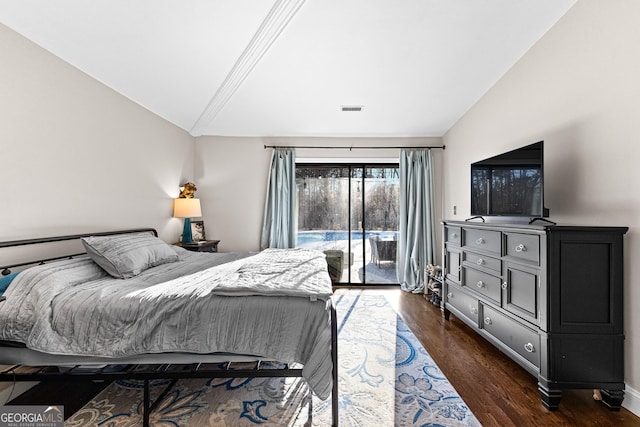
82 233 178 279
0 272 19 296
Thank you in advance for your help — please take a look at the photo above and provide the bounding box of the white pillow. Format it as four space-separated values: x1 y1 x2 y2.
82 233 178 279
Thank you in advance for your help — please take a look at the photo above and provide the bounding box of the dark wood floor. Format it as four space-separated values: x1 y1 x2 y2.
386 289 640 427
7 288 640 426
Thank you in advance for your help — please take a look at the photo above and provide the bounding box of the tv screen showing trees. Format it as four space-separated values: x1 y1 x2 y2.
471 141 544 217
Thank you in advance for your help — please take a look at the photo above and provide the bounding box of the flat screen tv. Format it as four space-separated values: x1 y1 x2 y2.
471 141 547 218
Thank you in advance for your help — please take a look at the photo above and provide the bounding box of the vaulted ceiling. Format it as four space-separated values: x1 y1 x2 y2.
1 0 576 137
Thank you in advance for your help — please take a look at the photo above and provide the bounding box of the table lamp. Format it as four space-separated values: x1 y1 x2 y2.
173 198 202 244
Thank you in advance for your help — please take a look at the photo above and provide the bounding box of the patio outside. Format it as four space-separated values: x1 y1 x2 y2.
296 165 399 285
296 230 398 284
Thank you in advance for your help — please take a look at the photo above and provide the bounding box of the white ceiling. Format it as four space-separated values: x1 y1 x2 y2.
1 0 576 138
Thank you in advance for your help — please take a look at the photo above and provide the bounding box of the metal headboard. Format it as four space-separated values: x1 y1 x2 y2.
0 228 157 275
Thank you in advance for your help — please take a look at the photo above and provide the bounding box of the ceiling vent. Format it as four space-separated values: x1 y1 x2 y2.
341 105 363 112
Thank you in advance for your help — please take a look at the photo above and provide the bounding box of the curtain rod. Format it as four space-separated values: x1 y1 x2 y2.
263 144 445 150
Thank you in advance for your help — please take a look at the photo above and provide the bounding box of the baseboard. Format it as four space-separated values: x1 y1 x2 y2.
0 381 38 404
623 384 640 418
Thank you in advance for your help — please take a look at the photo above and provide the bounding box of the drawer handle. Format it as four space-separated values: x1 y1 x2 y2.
452 233 458 238
470 306 478 315
484 316 492 325
501 281 508 290
476 258 485 266
476 238 485 245
515 244 527 252
524 342 535 353
476 280 485 288
447 292 453 298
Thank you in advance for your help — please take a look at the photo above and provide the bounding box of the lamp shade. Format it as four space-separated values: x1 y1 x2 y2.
173 198 202 218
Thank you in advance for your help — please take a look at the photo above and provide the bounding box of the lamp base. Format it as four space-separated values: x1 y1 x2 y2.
182 218 194 244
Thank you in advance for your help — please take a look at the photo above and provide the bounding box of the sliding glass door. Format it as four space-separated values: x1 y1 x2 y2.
296 164 399 285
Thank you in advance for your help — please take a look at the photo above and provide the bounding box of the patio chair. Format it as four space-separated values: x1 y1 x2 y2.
375 239 397 267
369 235 380 265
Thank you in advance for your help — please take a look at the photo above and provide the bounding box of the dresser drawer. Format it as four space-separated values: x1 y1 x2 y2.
481 304 540 368
462 267 501 304
505 232 540 264
463 228 501 256
446 285 479 325
464 251 501 274
445 226 461 246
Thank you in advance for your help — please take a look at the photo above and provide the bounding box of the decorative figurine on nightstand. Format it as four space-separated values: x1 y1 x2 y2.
179 182 197 199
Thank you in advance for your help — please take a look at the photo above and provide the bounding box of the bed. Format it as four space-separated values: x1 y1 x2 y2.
0 228 338 426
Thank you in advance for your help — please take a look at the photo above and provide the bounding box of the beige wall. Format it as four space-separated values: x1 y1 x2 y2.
0 24 195 248
1 19 445 265
443 0 640 409
195 136 443 253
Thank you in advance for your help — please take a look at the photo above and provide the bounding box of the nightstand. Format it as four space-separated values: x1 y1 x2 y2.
179 240 220 253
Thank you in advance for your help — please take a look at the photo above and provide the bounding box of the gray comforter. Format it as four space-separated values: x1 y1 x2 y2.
0 247 334 399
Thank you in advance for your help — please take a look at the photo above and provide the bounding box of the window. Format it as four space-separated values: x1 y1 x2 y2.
296 164 399 285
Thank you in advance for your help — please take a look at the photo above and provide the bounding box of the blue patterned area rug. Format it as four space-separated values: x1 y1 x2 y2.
66 294 479 426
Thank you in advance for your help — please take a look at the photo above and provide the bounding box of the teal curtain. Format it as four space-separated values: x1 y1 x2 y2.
397 149 436 292
260 148 296 249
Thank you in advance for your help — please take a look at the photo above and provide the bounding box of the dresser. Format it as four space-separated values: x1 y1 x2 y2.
441 220 627 410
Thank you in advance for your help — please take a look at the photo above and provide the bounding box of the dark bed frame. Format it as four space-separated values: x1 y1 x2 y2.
0 229 339 426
